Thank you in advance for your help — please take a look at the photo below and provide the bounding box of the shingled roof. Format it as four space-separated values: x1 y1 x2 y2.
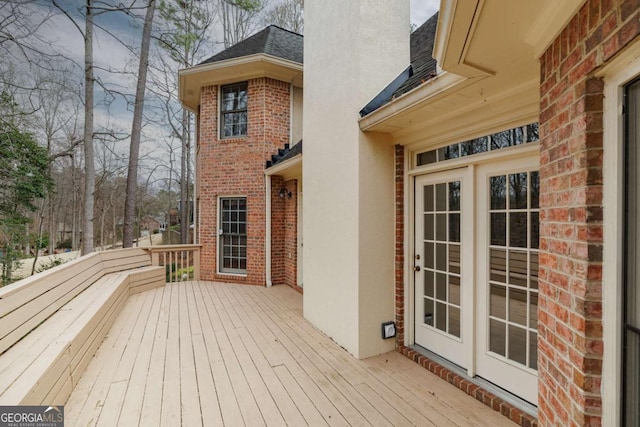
360 12 439 116
200 25 303 65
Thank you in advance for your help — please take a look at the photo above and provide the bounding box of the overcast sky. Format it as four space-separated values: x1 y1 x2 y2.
411 0 440 28
4 1 442 186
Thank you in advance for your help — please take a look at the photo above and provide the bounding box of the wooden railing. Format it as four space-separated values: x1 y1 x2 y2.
145 245 201 283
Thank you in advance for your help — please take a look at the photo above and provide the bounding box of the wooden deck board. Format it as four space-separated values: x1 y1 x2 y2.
65 281 517 426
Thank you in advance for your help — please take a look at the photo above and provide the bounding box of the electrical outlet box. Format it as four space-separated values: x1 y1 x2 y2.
381 321 396 339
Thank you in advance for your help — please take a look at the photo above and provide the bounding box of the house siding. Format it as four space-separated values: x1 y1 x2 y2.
198 78 291 285
538 1 640 425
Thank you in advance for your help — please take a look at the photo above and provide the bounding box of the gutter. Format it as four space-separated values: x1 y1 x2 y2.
358 71 478 131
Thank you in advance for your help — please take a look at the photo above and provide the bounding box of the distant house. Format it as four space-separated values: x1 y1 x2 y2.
180 1 640 425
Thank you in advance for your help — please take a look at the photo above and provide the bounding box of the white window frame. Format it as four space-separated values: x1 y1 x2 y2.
597 39 640 427
219 82 248 139
217 195 248 276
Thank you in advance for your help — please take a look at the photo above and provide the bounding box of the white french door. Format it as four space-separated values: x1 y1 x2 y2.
475 157 539 405
414 169 472 369
413 155 539 405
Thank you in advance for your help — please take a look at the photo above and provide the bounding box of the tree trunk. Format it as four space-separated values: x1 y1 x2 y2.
81 0 95 255
123 0 156 248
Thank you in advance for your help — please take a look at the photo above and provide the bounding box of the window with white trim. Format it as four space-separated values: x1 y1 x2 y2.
219 197 247 274
220 82 248 138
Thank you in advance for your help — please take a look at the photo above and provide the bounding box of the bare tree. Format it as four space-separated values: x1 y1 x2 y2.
152 0 219 244
263 0 303 33
221 0 265 48
123 0 157 248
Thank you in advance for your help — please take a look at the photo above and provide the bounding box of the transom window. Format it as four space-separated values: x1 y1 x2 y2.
219 197 247 274
416 123 539 167
220 82 248 138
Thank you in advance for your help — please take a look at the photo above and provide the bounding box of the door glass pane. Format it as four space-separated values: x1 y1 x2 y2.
449 307 461 338
449 181 460 210
490 176 506 209
488 170 539 369
435 183 447 211
425 185 434 211
490 285 506 319
420 179 463 338
449 275 460 305
490 319 506 356
509 173 528 209
491 213 506 246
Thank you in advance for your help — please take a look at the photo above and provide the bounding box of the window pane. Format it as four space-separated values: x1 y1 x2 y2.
509 288 527 326
435 183 446 211
490 249 507 283
449 307 461 338
529 332 538 370
509 173 528 209
424 299 434 326
449 213 460 242
424 185 434 212
509 250 528 287
424 242 434 269
417 150 437 166
449 181 460 211
436 301 446 332
449 275 460 305
435 243 446 271
424 270 434 298
449 244 460 274
424 214 434 240
509 212 528 247
490 284 506 319
530 171 540 208
436 214 446 241
490 176 506 209
435 272 446 300
508 325 527 365
490 319 506 356
491 213 506 246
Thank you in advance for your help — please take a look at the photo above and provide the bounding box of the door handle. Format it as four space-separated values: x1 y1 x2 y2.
413 266 421 272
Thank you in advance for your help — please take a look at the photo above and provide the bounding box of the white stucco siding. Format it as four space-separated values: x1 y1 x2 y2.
303 0 409 358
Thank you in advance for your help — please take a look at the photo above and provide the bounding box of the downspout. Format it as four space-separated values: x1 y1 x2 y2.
266 174 273 287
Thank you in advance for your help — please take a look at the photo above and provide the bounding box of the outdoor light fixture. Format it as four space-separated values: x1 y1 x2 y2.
381 321 396 339
278 188 292 199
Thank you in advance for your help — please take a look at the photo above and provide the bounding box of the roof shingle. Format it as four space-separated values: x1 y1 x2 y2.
200 25 303 65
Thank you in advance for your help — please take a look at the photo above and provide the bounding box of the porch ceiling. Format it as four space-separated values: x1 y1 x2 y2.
360 0 585 148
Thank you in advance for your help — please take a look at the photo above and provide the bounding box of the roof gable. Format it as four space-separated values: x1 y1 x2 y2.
200 25 303 65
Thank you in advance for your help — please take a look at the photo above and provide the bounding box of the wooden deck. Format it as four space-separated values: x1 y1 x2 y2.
65 281 515 426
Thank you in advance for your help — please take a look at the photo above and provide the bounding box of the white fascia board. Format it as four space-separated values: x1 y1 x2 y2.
178 54 303 77
264 155 302 177
358 71 474 131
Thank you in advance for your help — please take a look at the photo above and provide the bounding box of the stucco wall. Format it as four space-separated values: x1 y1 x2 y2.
303 0 410 358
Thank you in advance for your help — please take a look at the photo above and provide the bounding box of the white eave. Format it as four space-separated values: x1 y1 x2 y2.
358 0 587 141
179 53 303 113
264 154 302 181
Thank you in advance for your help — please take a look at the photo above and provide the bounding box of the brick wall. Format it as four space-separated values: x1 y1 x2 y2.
198 78 291 285
538 1 640 425
270 177 298 290
283 179 298 290
271 176 285 285
394 144 405 345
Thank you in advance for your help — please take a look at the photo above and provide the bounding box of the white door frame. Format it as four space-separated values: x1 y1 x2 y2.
405 142 540 395
475 156 539 405
413 167 475 372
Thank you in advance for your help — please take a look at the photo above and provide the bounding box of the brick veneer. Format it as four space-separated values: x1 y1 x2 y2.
538 2 640 425
270 177 299 291
198 78 291 285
